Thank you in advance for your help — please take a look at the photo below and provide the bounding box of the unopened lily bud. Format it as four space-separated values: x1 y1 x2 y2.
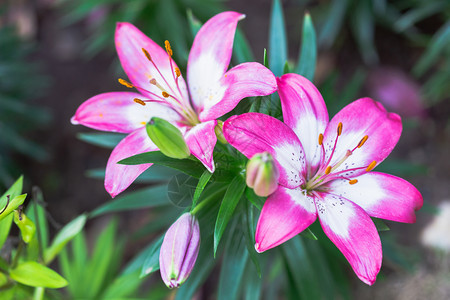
159 212 200 289
14 210 36 243
214 120 227 144
146 117 190 159
246 152 280 197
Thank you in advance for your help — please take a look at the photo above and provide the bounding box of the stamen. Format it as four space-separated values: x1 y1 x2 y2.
357 135 369 148
325 166 332 175
165 40 173 57
134 98 146 106
337 122 343 136
175 68 181 78
349 179 358 185
162 92 170 98
118 78 133 88
318 133 324 145
142 48 152 61
366 161 377 172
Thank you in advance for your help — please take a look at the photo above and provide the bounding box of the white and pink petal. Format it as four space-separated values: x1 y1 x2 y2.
184 120 218 173
326 172 423 223
105 127 157 197
255 186 317 252
223 113 307 188
315 192 382 285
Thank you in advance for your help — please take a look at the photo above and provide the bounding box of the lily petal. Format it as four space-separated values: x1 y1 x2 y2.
326 172 423 223
277 74 329 175
187 11 244 114
184 120 218 173
115 22 189 104
315 192 382 285
105 127 156 197
224 113 306 188
255 186 317 252
71 92 180 133
198 62 277 121
323 98 402 178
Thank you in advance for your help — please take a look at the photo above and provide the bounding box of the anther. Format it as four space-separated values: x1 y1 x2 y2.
318 133 324 145
366 161 377 172
358 135 369 148
142 48 152 61
175 68 181 78
165 40 173 56
149 78 157 85
118 78 133 88
325 166 332 175
349 179 358 185
134 98 146 106
337 122 343 136
162 92 170 98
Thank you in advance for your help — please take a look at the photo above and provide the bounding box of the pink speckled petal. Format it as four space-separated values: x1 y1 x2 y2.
315 192 382 285
255 186 317 252
187 11 244 113
71 92 181 133
115 22 189 104
198 62 276 121
323 98 402 178
277 74 329 175
327 172 423 223
184 120 218 173
224 113 307 188
105 127 156 197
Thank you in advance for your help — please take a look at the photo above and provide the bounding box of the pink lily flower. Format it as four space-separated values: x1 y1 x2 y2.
71 12 277 197
223 73 423 285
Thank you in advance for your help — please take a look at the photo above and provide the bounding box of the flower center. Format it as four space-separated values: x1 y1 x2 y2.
303 122 376 192
118 41 200 127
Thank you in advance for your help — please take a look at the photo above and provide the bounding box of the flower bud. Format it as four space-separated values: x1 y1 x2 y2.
14 210 36 244
214 120 227 144
159 212 200 288
246 152 280 197
146 117 190 159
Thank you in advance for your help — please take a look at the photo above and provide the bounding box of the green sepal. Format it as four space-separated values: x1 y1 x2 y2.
14 210 36 243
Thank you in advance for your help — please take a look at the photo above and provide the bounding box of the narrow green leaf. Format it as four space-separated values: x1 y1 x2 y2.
263 48 268 68
217 227 248 300
99 270 143 299
299 227 318 240
168 173 197 208
0 214 13 250
233 28 255 64
0 194 27 221
243 201 261 276
90 185 169 217
351 0 378 64
214 176 246 256
118 151 205 178
295 13 317 81
192 170 213 208
318 0 349 48
283 61 290 74
140 235 164 278
187 9 202 38
269 0 287 76
10 261 68 288
244 188 265 210
44 214 87 264
372 218 390 232
394 2 446 33
77 132 125 149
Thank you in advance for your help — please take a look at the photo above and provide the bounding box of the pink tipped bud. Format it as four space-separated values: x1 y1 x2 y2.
159 212 200 289
246 152 280 197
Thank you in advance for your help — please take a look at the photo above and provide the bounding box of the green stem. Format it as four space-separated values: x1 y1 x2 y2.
11 241 24 269
33 287 45 300
190 186 227 215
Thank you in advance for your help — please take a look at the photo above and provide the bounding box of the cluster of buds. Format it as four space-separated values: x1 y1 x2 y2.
246 152 280 197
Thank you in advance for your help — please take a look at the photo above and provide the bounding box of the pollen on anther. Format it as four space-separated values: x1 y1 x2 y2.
133 98 146 106
349 179 358 185
337 122 343 136
358 135 369 148
164 40 173 56
175 68 181 78
118 78 133 88
162 91 170 98
325 166 332 175
318 133 324 145
366 160 377 172
142 48 152 61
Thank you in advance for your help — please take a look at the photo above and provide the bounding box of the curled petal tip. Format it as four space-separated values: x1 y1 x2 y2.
254 243 264 253
239 13 246 20
70 116 79 125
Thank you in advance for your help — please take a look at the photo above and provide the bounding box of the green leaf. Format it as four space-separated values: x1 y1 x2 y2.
0 176 24 222
269 0 287 76
233 28 255 64
77 132 125 149
192 170 213 208
90 185 169 217
318 0 349 48
118 151 205 178
299 227 318 240
0 194 27 221
214 176 246 256
168 173 197 208
295 13 317 81
10 261 68 288
394 2 446 33
44 214 87 264
372 218 390 232
0 214 13 250
263 48 268 68
140 235 164 278
243 201 261 276
351 0 378 64
99 270 143 299
187 9 202 38
26 187 49 255
244 188 265 210
122 239 161 276
217 227 248 300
